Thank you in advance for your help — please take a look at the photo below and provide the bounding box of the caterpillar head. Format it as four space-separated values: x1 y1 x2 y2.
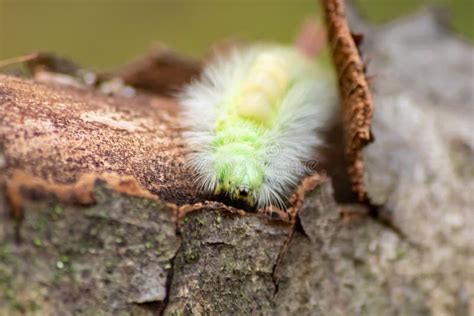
214 143 264 206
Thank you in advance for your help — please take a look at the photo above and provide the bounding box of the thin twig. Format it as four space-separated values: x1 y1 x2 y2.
320 0 374 202
0 53 39 69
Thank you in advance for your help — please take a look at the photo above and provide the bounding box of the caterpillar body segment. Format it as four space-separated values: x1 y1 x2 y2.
180 45 338 209
237 52 289 124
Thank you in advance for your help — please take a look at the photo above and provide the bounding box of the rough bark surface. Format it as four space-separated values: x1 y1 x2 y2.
0 76 199 206
1 6 473 316
0 182 179 315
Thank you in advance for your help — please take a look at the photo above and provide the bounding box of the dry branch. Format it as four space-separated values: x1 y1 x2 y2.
118 45 201 96
321 0 374 202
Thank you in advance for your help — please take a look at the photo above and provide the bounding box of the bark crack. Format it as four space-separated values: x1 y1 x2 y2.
271 222 298 297
160 238 182 316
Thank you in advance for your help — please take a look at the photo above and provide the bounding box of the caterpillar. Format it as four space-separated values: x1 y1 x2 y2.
180 45 338 209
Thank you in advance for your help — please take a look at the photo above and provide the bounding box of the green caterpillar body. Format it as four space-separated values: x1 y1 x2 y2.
181 45 337 209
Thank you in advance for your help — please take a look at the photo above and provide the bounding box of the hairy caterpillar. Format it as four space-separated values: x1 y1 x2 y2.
180 45 337 209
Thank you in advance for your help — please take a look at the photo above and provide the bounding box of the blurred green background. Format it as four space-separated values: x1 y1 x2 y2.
0 0 472 70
